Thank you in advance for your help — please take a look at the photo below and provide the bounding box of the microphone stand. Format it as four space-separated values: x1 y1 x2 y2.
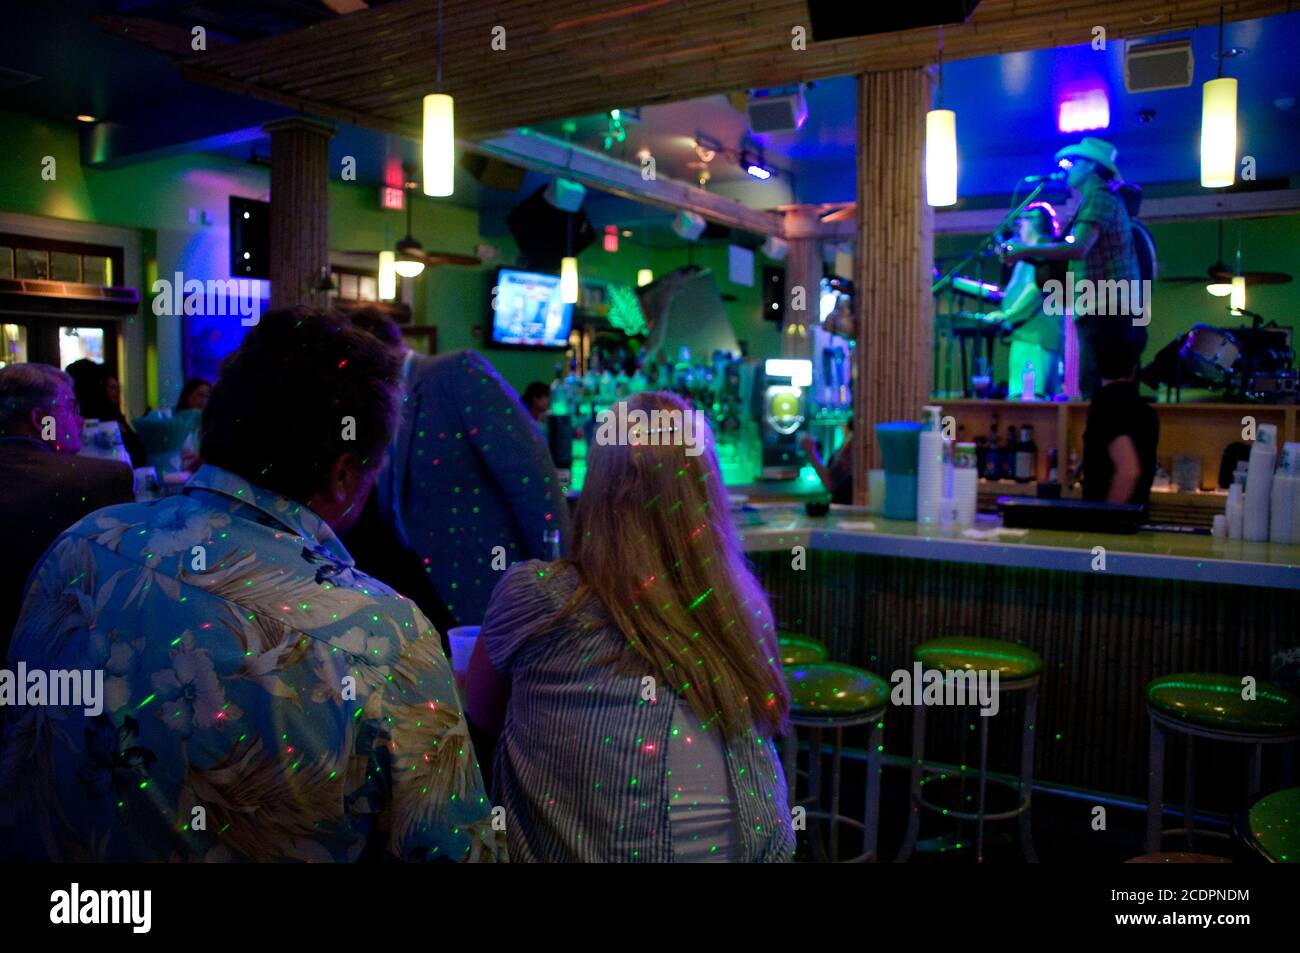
931 180 1048 398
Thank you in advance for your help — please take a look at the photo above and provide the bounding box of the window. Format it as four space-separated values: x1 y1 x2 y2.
0 234 124 287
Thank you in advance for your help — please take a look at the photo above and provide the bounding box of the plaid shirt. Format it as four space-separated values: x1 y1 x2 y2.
1069 179 1140 289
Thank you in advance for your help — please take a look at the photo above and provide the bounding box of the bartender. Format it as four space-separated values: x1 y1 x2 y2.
1081 336 1158 506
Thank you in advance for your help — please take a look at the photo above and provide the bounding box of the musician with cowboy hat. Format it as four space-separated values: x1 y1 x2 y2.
1000 137 1144 399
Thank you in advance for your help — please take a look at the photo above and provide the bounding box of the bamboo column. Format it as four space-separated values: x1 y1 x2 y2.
781 207 822 359
852 69 935 502
264 116 336 311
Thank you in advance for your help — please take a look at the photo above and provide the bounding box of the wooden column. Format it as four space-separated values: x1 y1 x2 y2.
852 69 935 502
781 207 822 359
263 117 335 311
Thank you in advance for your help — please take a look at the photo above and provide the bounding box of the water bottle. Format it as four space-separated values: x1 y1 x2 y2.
542 527 561 562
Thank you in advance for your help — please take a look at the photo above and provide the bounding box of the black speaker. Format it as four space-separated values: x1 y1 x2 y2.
505 186 597 273
230 196 270 280
761 265 785 323
461 153 527 191
806 1 981 41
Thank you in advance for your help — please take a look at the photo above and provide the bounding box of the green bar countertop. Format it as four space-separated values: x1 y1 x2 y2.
737 507 1300 590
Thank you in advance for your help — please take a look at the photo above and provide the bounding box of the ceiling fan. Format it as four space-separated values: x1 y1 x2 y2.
341 174 481 274
1159 220 1292 293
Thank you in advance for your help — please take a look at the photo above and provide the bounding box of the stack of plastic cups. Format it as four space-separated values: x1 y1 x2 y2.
1244 424 1277 542
1226 464 1247 539
917 405 945 529
1271 442 1300 544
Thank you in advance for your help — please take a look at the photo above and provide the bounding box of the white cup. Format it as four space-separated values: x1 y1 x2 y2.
447 626 481 680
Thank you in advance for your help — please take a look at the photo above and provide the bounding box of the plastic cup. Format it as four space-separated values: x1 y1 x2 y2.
447 625 481 695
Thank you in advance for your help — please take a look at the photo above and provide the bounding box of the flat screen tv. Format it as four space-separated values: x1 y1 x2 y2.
490 268 572 348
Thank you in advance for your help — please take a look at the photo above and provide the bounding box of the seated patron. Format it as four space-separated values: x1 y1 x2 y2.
468 391 794 862
0 309 502 863
0 363 134 650
1082 336 1159 506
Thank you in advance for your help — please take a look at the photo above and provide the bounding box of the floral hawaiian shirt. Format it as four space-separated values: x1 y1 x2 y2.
0 464 504 863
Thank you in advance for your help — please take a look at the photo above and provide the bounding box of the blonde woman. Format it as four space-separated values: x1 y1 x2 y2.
468 391 793 862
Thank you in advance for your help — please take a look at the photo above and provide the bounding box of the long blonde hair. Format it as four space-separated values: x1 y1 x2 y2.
568 391 788 739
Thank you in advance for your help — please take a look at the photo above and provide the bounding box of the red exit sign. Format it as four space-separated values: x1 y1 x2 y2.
380 186 405 210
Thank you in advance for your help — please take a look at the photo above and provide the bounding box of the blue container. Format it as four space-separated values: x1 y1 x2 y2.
875 421 920 520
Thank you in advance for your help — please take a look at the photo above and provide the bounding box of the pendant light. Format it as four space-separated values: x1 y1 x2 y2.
559 190 579 304
422 0 455 197
378 250 397 300
926 27 957 207
394 178 426 278
1200 5 1237 189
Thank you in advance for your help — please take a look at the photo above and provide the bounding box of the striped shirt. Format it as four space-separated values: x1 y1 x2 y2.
481 561 793 863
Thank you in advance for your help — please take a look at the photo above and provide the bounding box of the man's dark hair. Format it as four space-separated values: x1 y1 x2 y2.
200 307 400 503
1097 331 1141 382
347 306 404 351
522 381 550 406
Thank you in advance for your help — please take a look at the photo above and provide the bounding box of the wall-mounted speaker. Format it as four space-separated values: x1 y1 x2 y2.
230 196 270 280
761 265 785 322
1124 39 1194 93
747 91 808 134
460 153 527 191
505 185 596 272
672 211 707 241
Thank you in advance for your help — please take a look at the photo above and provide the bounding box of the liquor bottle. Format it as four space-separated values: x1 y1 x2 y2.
1046 447 1059 483
1003 426 1019 481
974 435 988 479
983 413 1001 481
1014 425 1037 483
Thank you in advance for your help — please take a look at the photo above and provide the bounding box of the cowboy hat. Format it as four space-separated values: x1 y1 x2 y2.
1055 137 1121 178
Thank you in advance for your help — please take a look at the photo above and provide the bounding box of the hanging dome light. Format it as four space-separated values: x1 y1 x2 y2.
394 236 426 278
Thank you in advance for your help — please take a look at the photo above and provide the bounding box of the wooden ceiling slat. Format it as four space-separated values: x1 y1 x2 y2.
179 0 1296 140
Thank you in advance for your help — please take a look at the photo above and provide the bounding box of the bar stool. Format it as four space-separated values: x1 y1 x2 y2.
895 636 1042 863
781 662 889 862
778 632 828 667
1145 673 1300 855
1124 852 1232 864
1235 787 1300 863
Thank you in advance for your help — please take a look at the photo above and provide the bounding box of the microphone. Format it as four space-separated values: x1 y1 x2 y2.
1023 171 1067 183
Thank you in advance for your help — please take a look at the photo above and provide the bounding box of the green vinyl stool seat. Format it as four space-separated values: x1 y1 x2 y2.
1124 852 1232 864
785 663 890 718
779 633 830 668
913 635 1042 682
1238 787 1300 863
780 662 888 863
1145 674 1300 856
1146 674 1300 733
897 637 1042 863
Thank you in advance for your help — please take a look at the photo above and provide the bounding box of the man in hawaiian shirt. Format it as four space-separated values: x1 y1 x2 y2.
0 308 504 863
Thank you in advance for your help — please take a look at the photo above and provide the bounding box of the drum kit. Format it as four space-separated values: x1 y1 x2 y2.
1164 321 1297 401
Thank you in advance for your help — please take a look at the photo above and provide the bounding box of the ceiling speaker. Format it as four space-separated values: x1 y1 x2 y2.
1124 39 1194 93
543 177 586 212
747 91 808 134
672 211 707 241
460 153 526 191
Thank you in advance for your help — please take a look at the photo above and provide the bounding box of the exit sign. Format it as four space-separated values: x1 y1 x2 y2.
380 186 404 210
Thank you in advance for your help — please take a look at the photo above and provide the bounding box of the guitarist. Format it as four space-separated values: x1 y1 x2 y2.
1000 138 1143 399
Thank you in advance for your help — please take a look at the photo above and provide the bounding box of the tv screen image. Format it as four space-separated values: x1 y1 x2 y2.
492 268 572 347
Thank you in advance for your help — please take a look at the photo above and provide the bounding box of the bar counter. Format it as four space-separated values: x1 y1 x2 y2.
743 507 1300 804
